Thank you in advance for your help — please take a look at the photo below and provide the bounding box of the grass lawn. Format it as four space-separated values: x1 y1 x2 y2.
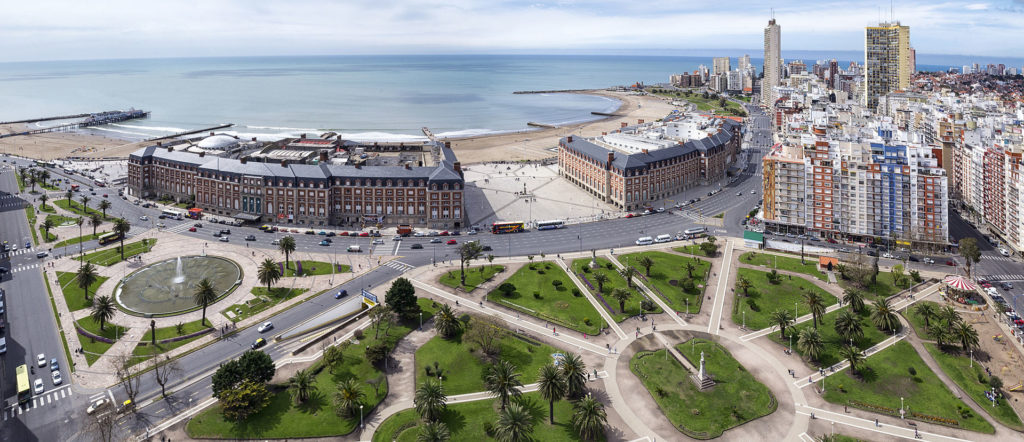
840 272 909 301
131 319 213 362
630 339 776 439
38 203 55 214
738 251 827 282
924 343 1024 430
279 260 348 277
54 231 109 249
571 257 663 322
900 301 942 339
617 251 710 314
56 271 109 312
415 329 563 395
823 341 994 433
732 268 837 331
651 91 747 116
187 298 438 439
439 265 505 291
673 244 709 257
488 261 605 335
712 212 724 219
25 205 38 245
54 199 108 219
77 239 157 266
75 316 128 366
767 306 890 368
221 287 309 323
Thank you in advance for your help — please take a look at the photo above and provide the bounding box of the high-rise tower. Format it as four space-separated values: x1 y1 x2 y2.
864 21 911 110
762 18 781 108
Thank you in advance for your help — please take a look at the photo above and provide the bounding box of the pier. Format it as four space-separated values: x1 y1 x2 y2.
591 111 624 117
526 122 558 129
513 89 594 94
0 109 150 139
145 124 235 142
0 113 95 125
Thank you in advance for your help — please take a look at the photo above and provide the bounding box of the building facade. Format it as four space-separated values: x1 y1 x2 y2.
762 18 782 108
865 21 912 110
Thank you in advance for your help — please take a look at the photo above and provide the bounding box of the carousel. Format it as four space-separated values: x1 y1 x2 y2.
942 275 986 307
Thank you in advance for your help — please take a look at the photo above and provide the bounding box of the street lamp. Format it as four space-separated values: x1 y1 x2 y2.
900 396 905 419
360 404 364 429
419 312 422 331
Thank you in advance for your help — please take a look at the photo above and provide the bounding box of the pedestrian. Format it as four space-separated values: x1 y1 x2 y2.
875 418 879 427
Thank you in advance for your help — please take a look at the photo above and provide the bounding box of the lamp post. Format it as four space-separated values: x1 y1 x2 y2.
419 312 422 331
900 396 905 419
360 404 364 429
970 349 973 368
794 301 798 320
742 310 746 329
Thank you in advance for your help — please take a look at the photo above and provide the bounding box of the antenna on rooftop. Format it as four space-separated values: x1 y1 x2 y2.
771 8 774 20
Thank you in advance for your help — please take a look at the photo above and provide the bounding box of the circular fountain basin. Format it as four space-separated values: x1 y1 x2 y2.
115 256 241 316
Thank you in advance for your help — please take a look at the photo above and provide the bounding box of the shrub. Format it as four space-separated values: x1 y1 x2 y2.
545 263 551 269
605 263 613 270
584 317 592 326
641 298 655 312
908 366 917 376
498 282 516 297
572 288 582 297
533 291 542 299
551 280 563 288
978 372 986 383
746 298 759 312
582 266 591 273
537 270 545 275
483 421 495 437
353 329 364 340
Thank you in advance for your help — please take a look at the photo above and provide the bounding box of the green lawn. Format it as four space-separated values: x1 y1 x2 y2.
767 307 890 368
56 271 109 312
75 316 128 366
488 261 605 335
280 260 348 277
77 239 157 266
617 251 709 314
673 244 709 257
571 257 663 322
732 268 837 330
901 301 942 339
738 251 827 282
630 339 776 439
924 343 1024 430
823 341 994 433
221 287 310 323
131 319 213 362
25 205 38 245
187 298 438 439
651 91 747 116
840 272 909 301
54 231 109 249
38 203 55 213
54 199 108 219
439 265 505 291
415 330 564 395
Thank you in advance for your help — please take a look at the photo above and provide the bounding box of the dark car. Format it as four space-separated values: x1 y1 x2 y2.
908 255 920 262
482 245 493 251
245 235 256 241
334 289 348 299
251 338 267 349
411 243 423 249
866 250 878 257
326 232 336 237
220 229 231 235
212 232 222 237
194 223 203 228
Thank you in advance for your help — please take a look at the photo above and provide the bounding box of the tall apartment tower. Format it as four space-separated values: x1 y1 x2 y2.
864 21 911 110
712 57 731 76
762 18 781 108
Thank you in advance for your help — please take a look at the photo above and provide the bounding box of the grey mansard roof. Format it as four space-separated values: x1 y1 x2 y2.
561 118 739 172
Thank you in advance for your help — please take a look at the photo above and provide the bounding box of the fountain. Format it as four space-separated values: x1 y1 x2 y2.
115 256 241 316
172 256 185 284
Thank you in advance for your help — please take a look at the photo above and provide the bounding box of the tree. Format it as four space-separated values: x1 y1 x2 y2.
220 379 272 421
38 169 49 187
76 262 99 302
495 403 534 442
618 266 637 289
41 217 55 241
797 327 824 361
699 241 718 256
65 189 73 207
932 325 952 349
112 218 130 260
333 378 365 417
150 319 156 345
592 273 609 292
80 195 91 211
610 287 632 314
842 289 865 313
112 352 141 405
257 258 281 292
90 295 116 331
954 321 980 353
385 277 420 320
369 305 396 339
769 309 794 339
537 364 566 424
890 263 906 288
572 394 608 441
192 277 217 327
958 237 981 278
414 379 447 422
434 304 461 339
417 421 451 442
840 345 865 375
561 351 588 399
736 275 752 297
458 241 484 286
991 375 1004 393
323 345 344 374
834 309 864 343
940 304 961 327
98 199 111 218
38 193 48 208
365 342 390 367
288 368 318 404
487 254 495 269
804 291 826 329
636 255 654 277
278 235 297 270
151 354 181 398
237 350 276 384
85 409 117 442
90 213 102 237
870 254 880 285
465 314 506 356
684 261 696 278
484 360 523 410
498 282 517 297
915 302 937 329
871 298 900 332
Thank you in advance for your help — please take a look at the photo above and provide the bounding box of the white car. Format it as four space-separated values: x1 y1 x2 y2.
33 378 44 394
37 353 46 367
156 222 166 228
86 398 109 415
51 370 62 385
1000 248 1011 257
139 215 148 221
271 239 280 245
922 257 935 264
392 236 402 241
257 321 274 333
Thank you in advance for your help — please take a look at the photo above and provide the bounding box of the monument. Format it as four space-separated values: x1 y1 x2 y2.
691 350 716 390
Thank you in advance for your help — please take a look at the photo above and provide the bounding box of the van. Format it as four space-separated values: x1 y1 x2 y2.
655 234 672 243
0 337 6 354
635 236 654 246
347 245 362 253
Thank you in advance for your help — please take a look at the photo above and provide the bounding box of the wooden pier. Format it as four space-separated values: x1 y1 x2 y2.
145 124 235 142
0 109 150 139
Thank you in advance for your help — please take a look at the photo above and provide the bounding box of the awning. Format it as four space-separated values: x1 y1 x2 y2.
233 213 261 221
943 275 976 291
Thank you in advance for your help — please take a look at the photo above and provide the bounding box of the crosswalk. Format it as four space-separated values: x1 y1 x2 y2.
3 385 73 420
979 274 1024 282
11 263 41 273
383 260 414 273
0 200 27 209
981 255 1015 262
0 247 36 259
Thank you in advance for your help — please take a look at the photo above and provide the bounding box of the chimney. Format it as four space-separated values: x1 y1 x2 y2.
251 137 257 142
156 141 162 147
607 152 614 165
210 132 215 136
638 119 644 125
642 149 649 154
453 161 463 177
198 151 205 158
240 157 247 164
280 160 288 167
567 136 573 143
300 133 306 139
621 122 628 128
167 146 173 152
404 163 411 170
319 151 328 162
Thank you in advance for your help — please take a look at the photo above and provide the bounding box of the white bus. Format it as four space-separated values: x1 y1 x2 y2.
161 209 184 220
655 234 673 243
682 227 707 239
635 236 654 246
536 220 565 230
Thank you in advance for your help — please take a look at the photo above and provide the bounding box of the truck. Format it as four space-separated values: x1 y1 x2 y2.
396 225 413 236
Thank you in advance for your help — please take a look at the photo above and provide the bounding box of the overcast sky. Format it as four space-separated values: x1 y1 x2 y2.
2 0 1023 62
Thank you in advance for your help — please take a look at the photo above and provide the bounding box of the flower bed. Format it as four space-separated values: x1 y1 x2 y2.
75 325 114 344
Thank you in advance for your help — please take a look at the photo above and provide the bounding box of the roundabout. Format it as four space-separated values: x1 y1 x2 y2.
114 255 241 316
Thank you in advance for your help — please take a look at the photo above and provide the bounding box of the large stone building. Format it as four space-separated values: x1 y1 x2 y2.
127 139 466 229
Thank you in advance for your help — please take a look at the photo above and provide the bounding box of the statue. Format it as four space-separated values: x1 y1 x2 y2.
589 249 599 269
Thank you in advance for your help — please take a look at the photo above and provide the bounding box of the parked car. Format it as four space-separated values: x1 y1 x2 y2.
37 354 46 367
319 240 331 246
923 257 935 264
33 378 44 394
219 236 229 242
245 235 256 241
51 370 62 385
50 358 58 372
1000 248 1011 257
188 227 197 232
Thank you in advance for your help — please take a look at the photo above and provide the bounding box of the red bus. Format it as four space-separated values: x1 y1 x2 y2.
491 221 525 234
70 184 80 191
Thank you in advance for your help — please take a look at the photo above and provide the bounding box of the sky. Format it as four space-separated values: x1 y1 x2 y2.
2 0 1024 62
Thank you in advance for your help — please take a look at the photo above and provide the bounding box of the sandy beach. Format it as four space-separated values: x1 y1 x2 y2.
0 123 147 160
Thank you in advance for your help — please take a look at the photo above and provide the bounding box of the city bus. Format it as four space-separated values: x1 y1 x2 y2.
491 221 526 234
70 184 80 192
16 364 30 404
161 209 184 220
682 227 707 239
536 220 565 230
98 231 123 245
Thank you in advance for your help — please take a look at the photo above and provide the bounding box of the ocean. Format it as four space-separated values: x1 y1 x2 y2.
0 54 991 142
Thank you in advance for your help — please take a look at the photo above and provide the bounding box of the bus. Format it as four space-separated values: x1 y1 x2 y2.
98 231 123 245
161 209 184 220
70 184 80 192
536 220 565 230
16 364 30 404
491 221 525 234
682 227 707 239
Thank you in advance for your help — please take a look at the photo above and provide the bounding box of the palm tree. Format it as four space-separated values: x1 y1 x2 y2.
561 352 588 399
333 378 365 417
38 194 48 209
192 278 217 326
112 218 131 260
636 255 654 277
804 291 826 329
494 403 534 442
842 289 865 313
940 304 961 327
834 308 864 344
683 261 696 278
278 235 297 270
414 379 447 422
769 309 794 339
932 325 952 348
537 364 566 424
571 394 608 441
288 368 317 404
257 258 281 293
618 266 637 289
797 327 824 361
915 303 937 329
736 275 752 297
592 273 609 293
80 195 90 212
871 298 900 332
417 421 451 442
434 304 461 339
840 345 865 375
90 295 116 331
65 189 73 207
98 200 111 218
75 217 84 254
954 321 980 353
41 217 56 242
38 169 50 187
90 213 102 237
76 262 98 302
484 360 523 410
610 287 631 314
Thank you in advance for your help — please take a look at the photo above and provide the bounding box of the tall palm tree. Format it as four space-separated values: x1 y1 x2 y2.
90 295 116 331
618 266 637 288
871 298 900 332
683 261 696 278
736 275 752 297
90 213 102 237
434 304 461 339
915 302 937 329
933 326 952 348
38 169 50 187
636 255 654 277
537 364 566 424
41 217 56 242
333 378 365 417
560 352 588 399
80 195 90 212
65 189 73 207
769 309 794 339
592 273 609 293
278 236 297 270
288 368 317 404
98 200 111 218
839 345 865 375
75 217 85 255
257 258 281 293
414 379 447 422
112 218 131 260
417 421 451 442
38 194 48 209
610 287 631 314
484 360 523 410
494 403 534 442
940 304 961 327
954 321 980 353
842 289 865 313
192 278 217 327
834 309 864 344
797 327 824 362
571 394 608 441
804 291 826 329
76 262 98 302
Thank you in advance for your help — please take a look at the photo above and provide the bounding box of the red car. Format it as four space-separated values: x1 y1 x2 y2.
946 260 956 266
439 231 450 236
188 227 197 232
359 232 370 237
338 231 348 236
102 194 108 198
446 239 457 245
981 282 993 289
625 213 635 218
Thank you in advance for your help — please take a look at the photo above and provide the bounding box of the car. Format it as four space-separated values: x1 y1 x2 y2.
625 213 635 218
736 192 743 197
10 244 16 251
319 240 331 246
158 214 166 219
257 322 274 333
251 338 267 349
220 229 231 235
866 250 879 257
50 358 58 371
467 229 478 235
429 238 442 243
245 235 256 241
139 215 149 221
482 245 493 251
36 251 48 258
305 230 315 235
908 255 920 262
411 243 423 249
272 239 280 245
156 222 166 228
318 231 327 236
24 241 30 249
1001 282 1014 290
1000 248 1011 257
372 239 384 245
86 398 110 415
334 289 348 299
656 208 665 213
882 252 894 259
102 194 108 198
980 282 993 288
451 230 461 235
446 239 457 245
439 231 449 236
326 232 336 237
751 189 756 194
33 378 44 394
923 257 935 264
349 232 360 237
413 231 426 237
188 227 197 232
51 370 62 385
946 260 957 266
212 232 221 237
194 223 203 227
359 232 370 237
37 353 46 367
393 235 403 241
219 236 229 242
